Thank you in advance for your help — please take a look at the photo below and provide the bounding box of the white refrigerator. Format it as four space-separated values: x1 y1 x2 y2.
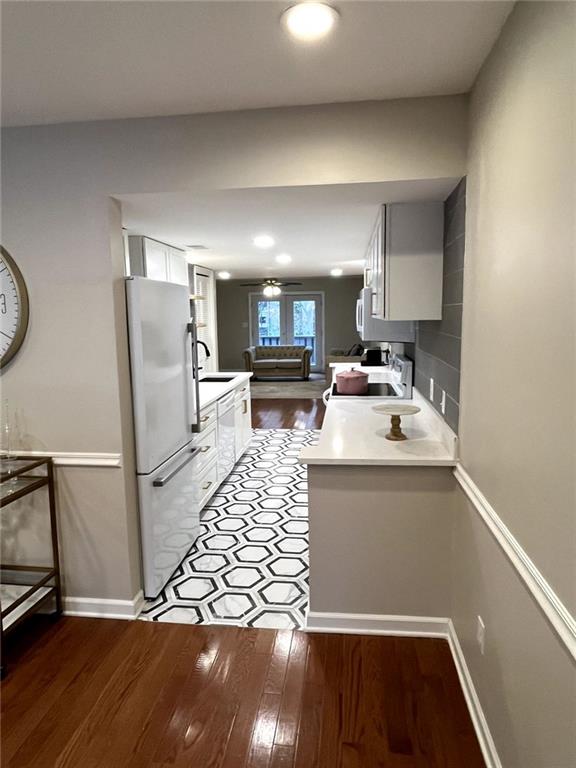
126 277 201 599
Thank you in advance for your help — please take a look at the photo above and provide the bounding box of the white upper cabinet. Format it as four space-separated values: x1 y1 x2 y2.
128 236 188 287
167 248 189 286
365 202 444 321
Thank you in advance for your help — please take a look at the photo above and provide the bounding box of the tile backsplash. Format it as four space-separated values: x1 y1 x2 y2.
413 178 465 433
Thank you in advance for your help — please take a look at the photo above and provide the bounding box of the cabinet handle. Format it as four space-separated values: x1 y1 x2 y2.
200 446 210 453
200 415 210 422
201 481 213 491
153 447 201 487
242 400 248 414
240 387 247 393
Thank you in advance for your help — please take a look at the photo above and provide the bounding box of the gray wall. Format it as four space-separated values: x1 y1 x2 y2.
455 3 575 766
1 96 467 601
216 276 363 371
414 178 465 433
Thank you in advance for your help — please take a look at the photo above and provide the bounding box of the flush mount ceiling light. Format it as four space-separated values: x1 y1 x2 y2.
330 267 343 277
217 271 231 280
275 253 292 265
281 2 340 43
253 234 275 249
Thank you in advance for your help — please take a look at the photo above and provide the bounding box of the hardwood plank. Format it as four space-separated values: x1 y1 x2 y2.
1 619 486 768
251 399 325 430
293 635 327 768
274 631 308 748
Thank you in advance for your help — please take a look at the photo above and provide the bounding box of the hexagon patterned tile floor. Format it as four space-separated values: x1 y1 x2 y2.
140 429 318 629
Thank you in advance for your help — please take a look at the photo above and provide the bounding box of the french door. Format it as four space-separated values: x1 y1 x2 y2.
249 293 324 371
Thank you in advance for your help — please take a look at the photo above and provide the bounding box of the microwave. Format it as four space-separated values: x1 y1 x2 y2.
356 287 415 343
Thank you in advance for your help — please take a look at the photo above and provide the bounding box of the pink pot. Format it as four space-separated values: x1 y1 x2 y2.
336 368 369 395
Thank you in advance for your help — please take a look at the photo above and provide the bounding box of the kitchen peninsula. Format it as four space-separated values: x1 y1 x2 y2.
299 374 458 635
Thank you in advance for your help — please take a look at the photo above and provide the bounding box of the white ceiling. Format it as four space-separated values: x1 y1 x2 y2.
2 1 513 127
119 179 459 278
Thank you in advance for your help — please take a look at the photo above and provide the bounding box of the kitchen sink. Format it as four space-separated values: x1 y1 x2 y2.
199 376 236 383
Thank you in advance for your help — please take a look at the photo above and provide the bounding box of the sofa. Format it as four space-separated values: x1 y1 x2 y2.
243 345 313 380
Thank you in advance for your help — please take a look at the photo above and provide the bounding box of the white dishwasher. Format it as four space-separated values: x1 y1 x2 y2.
217 391 236 482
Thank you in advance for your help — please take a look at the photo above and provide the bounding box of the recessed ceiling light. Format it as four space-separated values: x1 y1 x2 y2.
281 3 340 43
217 271 231 280
253 234 275 249
275 253 292 265
330 268 343 277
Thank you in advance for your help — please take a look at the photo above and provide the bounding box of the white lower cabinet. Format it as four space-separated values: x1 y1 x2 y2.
217 392 236 483
192 423 217 474
196 459 219 509
195 380 252 512
234 391 252 459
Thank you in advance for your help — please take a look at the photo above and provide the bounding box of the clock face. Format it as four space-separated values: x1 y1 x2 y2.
0 247 29 369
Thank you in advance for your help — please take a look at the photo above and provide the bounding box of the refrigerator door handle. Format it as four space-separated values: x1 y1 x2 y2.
188 319 202 433
153 446 201 487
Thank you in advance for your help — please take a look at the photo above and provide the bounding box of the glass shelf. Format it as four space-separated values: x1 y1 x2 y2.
0 475 48 503
0 584 55 630
0 457 49 481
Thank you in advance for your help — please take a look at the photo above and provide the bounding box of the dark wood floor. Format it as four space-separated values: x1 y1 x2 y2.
1 617 484 768
251 399 326 430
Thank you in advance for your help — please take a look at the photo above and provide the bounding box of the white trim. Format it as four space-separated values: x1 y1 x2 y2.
63 590 144 620
454 464 576 661
305 610 450 638
447 620 502 768
4 450 122 468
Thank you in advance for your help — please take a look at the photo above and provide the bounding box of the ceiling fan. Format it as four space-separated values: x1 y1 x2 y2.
240 278 302 297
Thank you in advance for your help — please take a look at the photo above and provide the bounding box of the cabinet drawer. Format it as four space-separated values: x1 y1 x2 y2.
197 402 217 432
217 391 236 416
192 424 217 473
197 460 219 510
234 382 250 402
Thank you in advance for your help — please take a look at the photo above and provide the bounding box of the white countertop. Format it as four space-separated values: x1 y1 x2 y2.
198 372 252 410
299 388 458 467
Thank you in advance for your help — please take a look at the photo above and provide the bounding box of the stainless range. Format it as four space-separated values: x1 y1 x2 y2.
323 354 414 404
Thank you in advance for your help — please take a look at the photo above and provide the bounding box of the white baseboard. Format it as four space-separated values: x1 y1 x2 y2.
305 610 450 638
447 620 502 768
63 590 144 619
305 609 500 768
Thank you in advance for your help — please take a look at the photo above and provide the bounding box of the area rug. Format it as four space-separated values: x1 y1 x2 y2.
250 374 327 399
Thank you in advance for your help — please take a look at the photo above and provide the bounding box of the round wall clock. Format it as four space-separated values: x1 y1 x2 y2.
0 246 30 369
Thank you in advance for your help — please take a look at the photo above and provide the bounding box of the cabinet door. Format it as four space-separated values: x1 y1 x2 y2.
385 202 443 320
241 395 252 450
372 215 384 318
234 401 243 460
144 239 168 281
167 248 189 286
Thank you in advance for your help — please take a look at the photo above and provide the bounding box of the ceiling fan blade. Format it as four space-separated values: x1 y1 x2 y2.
279 282 303 286
240 283 263 286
